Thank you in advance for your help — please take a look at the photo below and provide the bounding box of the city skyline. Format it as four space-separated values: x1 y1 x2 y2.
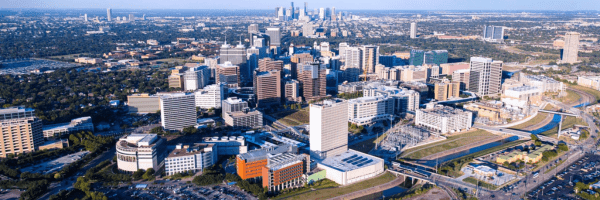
1 0 599 10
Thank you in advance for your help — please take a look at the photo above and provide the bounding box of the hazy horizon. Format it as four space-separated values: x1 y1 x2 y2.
1 0 599 11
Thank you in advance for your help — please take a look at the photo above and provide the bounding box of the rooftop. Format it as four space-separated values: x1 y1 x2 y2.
420 105 471 117
167 143 214 158
266 153 306 171
238 144 295 163
507 85 539 92
318 149 383 172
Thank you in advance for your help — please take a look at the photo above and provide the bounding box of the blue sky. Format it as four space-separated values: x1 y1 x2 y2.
0 0 598 10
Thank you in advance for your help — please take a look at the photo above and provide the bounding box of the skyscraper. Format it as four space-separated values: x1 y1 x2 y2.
291 2 295 19
299 63 326 101
561 32 580 64
410 22 417 39
331 7 336 21
265 27 281 47
254 70 282 107
258 58 283 72
468 57 503 96
160 93 196 131
183 65 210 91
0 107 44 157
129 14 134 22
107 8 112 22
319 8 325 19
220 41 247 84
84 14 88 21
304 2 308 15
248 24 259 34
309 99 348 160
360 45 379 74
217 62 241 88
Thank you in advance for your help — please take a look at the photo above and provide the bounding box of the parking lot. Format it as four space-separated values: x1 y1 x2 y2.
98 181 257 200
527 153 600 200
21 151 90 174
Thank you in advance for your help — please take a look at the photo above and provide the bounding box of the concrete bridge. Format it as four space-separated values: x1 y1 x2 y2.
473 124 559 144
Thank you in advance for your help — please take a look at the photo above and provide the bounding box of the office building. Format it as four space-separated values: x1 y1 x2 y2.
299 64 327 101
203 136 247 156
521 75 565 93
440 62 470 75
194 84 228 109
363 85 420 113
84 14 88 21
452 69 471 91
160 93 196 131
236 144 297 180
415 105 473 134
310 99 348 160
561 32 580 64
127 94 160 114
396 65 429 82
410 22 417 39
578 76 600 90
184 65 211 91
42 116 93 138
220 41 247 66
347 96 394 126
0 107 44 157
222 98 263 129
360 45 380 74
168 69 185 89
262 153 309 191
255 70 282 107
217 62 240 87
285 80 301 102
483 26 504 42
128 13 134 21
164 143 216 176
116 134 167 172
248 24 259 34
433 80 460 101
291 53 314 79
468 57 503 96
409 50 448 66
265 27 281 47
107 8 112 22
258 58 283 72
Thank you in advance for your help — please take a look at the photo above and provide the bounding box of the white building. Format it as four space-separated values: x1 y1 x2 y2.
415 105 473 134
160 93 196 131
316 149 384 185
194 84 228 109
363 85 420 114
202 136 248 155
468 57 503 96
578 76 600 91
522 75 565 93
42 116 94 138
310 99 348 160
183 65 210 91
347 96 394 126
164 143 216 176
116 134 167 173
501 85 541 109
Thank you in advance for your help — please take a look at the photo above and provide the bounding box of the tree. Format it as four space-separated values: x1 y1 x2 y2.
183 126 199 135
133 169 145 180
54 172 62 180
150 126 164 134
558 143 569 152
530 134 539 141
143 168 155 180
534 140 542 146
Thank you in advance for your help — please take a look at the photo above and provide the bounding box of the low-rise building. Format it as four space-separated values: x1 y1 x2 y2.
116 134 167 173
236 144 297 180
42 116 94 138
495 144 553 164
316 150 385 185
522 74 565 93
262 153 309 191
164 143 216 176
202 136 248 156
501 85 542 108
415 105 473 134
578 76 600 90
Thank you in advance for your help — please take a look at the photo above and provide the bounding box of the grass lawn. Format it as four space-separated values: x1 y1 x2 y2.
272 179 339 200
285 172 396 200
272 109 310 126
570 85 600 104
400 129 496 160
463 177 498 190
553 90 581 105
510 112 549 130
532 150 567 172
539 116 588 136
349 137 377 154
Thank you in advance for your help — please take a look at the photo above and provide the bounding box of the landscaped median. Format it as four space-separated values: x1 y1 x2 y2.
463 176 499 190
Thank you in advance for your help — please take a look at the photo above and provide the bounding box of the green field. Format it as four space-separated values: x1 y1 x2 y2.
272 179 340 200
284 172 396 200
570 85 600 104
510 112 549 130
553 90 582 105
272 108 310 126
400 129 496 160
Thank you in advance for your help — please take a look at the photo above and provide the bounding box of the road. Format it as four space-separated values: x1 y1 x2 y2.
38 148 117 200
473 124 558 144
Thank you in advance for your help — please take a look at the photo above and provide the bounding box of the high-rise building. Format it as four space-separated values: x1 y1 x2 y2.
220 41 247 66
331 7 336 21
160 93 196 131
290 2 295 19
285 80 301 102
183 65 210 91
168 74 184 89
310 99 348 160
0 107 44 157
433 80 460 101
195 84 228 109
347 96 394 126
222 98 263 129
360 45 380 74
319 8 325 19
107 8 112 22
410 22 417 39
84 14 88 21
304 2 308 15
291 53 313 79
254 70 282 107
468 57 503 96
265 27 281 47
248 24 259 35
129 14 134 22
452 69 470 91
217 62 240 87
299 64 327 101
409 49 448 66
561 32 580 64
258 58 283 72
483 26 504 42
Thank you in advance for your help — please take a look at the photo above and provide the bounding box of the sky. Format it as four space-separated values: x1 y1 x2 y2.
0 0 598 11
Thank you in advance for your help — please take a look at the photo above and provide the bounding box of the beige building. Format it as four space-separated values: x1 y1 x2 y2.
216 62 240 87
299 64 327 102
440 62 469 75
452 69 470 91
127 93 160 113
561 32 580 64
285 80 301 103
464 101 505 123
168 74 185 88
433 79 460 101
0 107 44 157
258 58 283 72
578 76 600 90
